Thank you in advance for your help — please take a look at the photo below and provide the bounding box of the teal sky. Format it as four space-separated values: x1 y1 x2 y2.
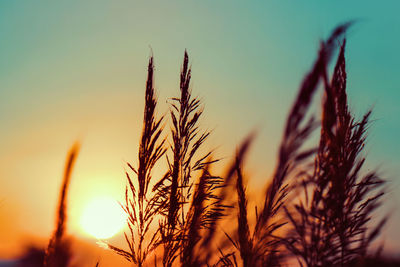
0 0 399 259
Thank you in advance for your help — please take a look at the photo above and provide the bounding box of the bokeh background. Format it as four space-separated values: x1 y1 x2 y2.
1 0 399 265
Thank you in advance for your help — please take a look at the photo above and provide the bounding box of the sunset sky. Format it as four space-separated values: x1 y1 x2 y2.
1 0 400 264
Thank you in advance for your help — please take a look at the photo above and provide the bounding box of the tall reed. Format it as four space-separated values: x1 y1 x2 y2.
284 40 386 267
151 51 224 266
218 23 351 267
109 56 166 267
44 143 80 267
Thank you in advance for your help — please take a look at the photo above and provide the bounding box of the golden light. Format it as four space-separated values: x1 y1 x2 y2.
80 196 127 239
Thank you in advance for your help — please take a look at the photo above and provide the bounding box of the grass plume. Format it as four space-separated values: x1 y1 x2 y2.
43 143 80 267
284 40 386 267
150 51 224 266
217 23 351 267
109 55 166 267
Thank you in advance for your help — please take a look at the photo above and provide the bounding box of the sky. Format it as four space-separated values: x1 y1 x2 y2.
0 0 400 264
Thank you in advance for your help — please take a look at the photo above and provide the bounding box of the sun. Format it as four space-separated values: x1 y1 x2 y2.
80 196 127 239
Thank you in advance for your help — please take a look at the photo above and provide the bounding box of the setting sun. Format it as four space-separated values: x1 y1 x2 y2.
80 196 127 239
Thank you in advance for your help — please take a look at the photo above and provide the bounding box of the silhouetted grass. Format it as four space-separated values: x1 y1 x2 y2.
44 143 80 267
12 23 390 267
108 56 166 267
284 40 386 267
105 24 387 266
5 144 80 267
212 23 353 267
136 51 224 267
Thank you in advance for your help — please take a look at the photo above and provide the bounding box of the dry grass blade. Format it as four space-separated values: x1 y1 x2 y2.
235 155 253 266
200 133 255 264
182 166 210 266
183 134 255 267
182 164 224 267
44 142 80 267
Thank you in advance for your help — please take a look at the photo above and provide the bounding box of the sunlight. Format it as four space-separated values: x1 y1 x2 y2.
80 196 127 239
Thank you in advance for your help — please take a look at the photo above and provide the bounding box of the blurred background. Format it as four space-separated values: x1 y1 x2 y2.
0 0 399 266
